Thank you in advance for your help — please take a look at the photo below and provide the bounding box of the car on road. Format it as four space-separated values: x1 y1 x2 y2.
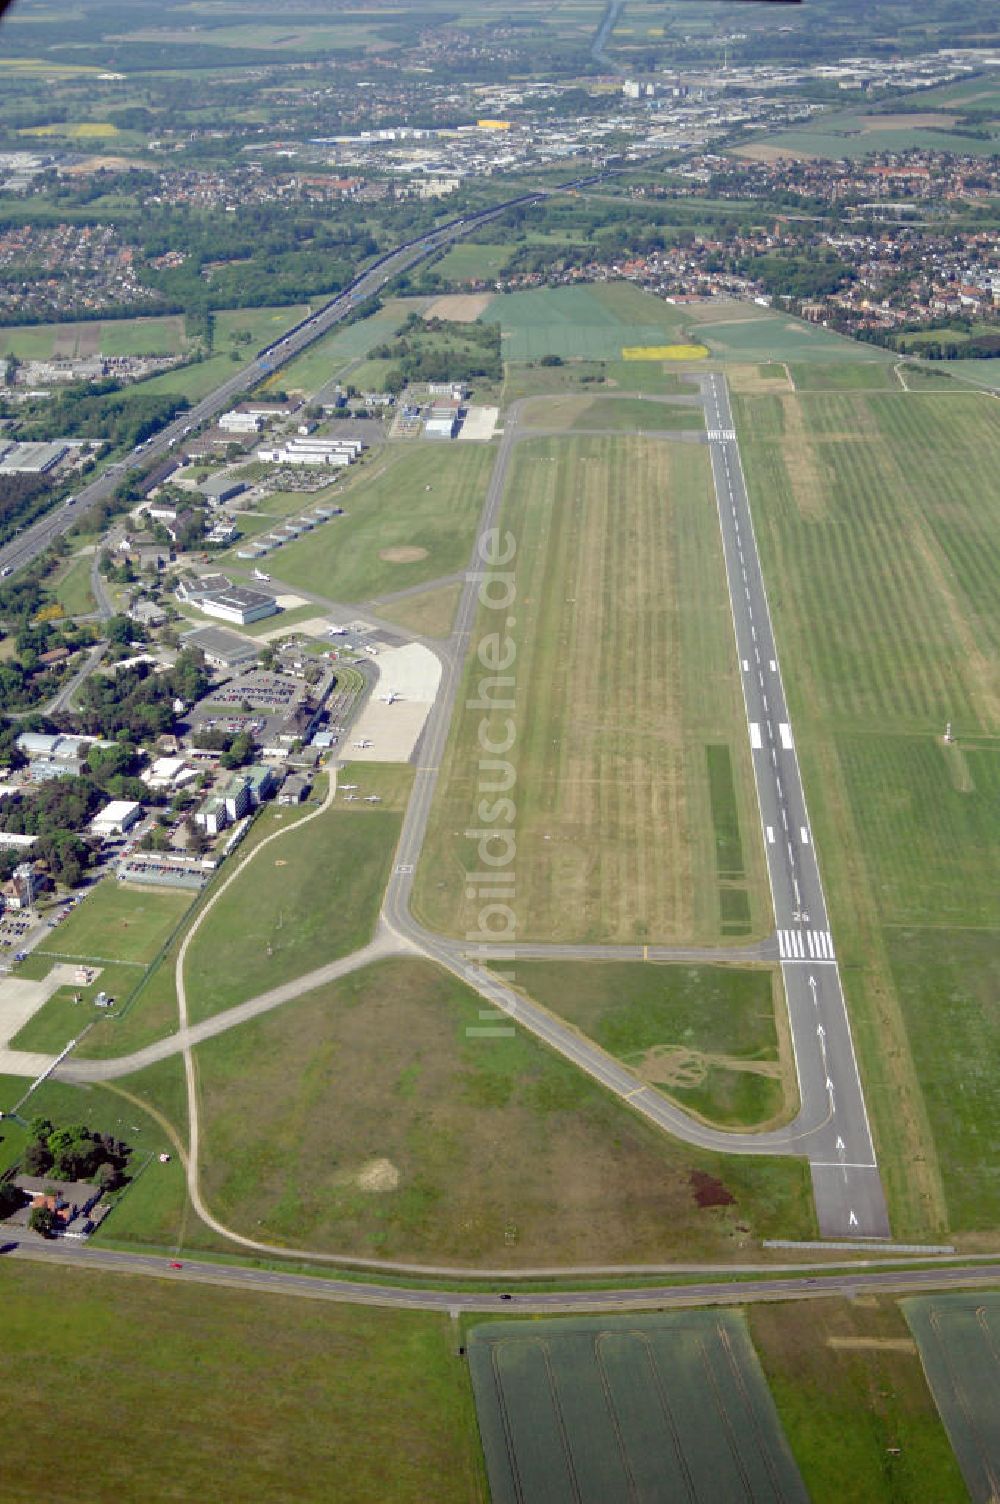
0 568 10 578
168 1261 183 1270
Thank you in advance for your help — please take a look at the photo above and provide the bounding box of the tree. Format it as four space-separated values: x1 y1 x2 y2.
0 1181 27 1218
29 1204 56 1238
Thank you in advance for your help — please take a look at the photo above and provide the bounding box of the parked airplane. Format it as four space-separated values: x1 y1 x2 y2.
252 568 271 581
364 795 382 804
380 690 401 704
353 739 373 749
340 783 359 790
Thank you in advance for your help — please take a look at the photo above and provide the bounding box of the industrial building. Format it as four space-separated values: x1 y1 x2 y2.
218 410 264 434
196 584 278 626
0 440 68 474
200 473 247 506
256 435 364 468
89 799 143 838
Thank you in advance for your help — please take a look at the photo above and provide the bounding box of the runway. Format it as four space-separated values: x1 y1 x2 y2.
702 373 890 1239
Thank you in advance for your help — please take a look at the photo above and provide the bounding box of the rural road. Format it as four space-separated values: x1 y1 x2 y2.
6 1238 999 1313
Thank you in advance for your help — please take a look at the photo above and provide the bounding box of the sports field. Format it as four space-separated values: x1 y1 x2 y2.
904 1294 1000 1502
193 955 813 1263
31 880 193 967
469 1311 807 1504
247 444 493 603
735 387 1000 1240
752 1296 968 1504
488 282 687 362
414 433 770 945
512 961 791 1128
0 1262 485 1504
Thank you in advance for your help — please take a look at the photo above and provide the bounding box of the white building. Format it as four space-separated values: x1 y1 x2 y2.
197 585 278 626
219 411 264 434
90 799 143 838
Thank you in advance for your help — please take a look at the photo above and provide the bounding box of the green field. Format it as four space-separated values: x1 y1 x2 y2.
735 387 1000 1241
136 305 309 401
241 443 494 603
184 768 409 1023
49 549 96 616
0 1263 486 1504
788 362 901 391
272 298 417 395
194 955 813 1264
700 313 895 365
743 106 1000 160
904 1294 1000 1502
752 1297 968 1504
375 580 463 638
511 961 791 1128
571 395 704 431
469 1311 808 1504
33 880 194 967
414 433 770 945
0 314 188 360
434 241 512 282
489 282 687 361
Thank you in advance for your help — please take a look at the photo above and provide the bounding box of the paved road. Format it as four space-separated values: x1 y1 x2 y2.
6 1238 999 1313
702 372 889 1239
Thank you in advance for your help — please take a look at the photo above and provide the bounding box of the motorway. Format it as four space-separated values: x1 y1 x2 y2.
5 1238 999 1313
0 185 574 583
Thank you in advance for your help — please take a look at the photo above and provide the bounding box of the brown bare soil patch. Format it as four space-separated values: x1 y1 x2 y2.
733 143 821 163
782 397 828 520
356 1157 400 1193
827 1336 918 1353
423 293 493 323
379 546 429 563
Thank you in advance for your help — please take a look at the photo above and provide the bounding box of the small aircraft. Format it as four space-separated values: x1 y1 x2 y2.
380 690 401 704
353 738 373 749
252 567 271 582
340 783 359 791
364 795 382 804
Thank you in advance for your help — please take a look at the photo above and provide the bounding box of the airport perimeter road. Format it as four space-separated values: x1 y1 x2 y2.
703 373 890 1241
7 1239 1000 1314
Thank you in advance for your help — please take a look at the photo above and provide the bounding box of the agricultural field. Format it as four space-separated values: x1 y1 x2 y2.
193 955 814 1264
735 387 1000 1241
183 766 409 1024
740 108 1000 160
469 1311 807 1504
488 282 688 362
0 313 189 360
243 443 494 603
752 1296 968 1504
511 961 792 1129
0 1263 486 1504
414 433 770 946
699 312 896 365
787 362 902 392
904 1294 1000 1502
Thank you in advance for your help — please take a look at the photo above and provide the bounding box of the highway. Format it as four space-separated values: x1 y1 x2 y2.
0 179 597 584
5 1238 999 1313
702 373 890 1239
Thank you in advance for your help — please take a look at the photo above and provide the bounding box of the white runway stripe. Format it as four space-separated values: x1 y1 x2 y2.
806 931 816 957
